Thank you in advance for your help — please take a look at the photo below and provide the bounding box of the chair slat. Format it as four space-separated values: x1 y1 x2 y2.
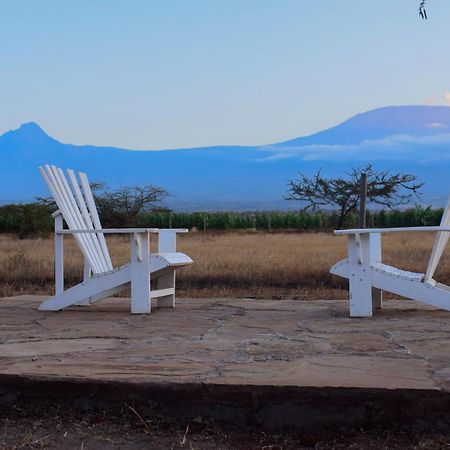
50 165 103 274
40 166 101 273
51 166 104 274
78 172 113 271
40 165 115 275
425 196 450 283
67 169 112 272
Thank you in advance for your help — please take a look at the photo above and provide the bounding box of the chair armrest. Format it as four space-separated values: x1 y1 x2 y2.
157 228 189 234
58 228 189 253
334 226 449 235
59 228 160 234
58 228 189 235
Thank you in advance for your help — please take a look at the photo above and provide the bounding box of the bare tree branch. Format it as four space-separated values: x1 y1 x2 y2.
37 181 169 227
286 165 423 228
94 184 169 227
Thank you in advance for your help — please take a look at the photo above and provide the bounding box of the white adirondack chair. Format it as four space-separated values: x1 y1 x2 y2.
331 198 450 317
39 165 193 314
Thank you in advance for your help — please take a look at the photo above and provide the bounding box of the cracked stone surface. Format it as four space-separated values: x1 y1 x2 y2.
1 295 450 391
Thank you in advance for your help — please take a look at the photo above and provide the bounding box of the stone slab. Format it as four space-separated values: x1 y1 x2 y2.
1 296 449 390
1 295 450 430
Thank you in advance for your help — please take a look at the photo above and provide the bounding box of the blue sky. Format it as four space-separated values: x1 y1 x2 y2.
1 0 449 149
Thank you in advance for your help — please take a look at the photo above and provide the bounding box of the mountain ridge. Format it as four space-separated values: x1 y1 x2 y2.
277 105 450 147
1 105 450 209
4 105 450 152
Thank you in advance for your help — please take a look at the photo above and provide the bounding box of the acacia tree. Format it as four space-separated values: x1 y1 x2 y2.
286 165 423 229
93 183 169 227
37 182 169 227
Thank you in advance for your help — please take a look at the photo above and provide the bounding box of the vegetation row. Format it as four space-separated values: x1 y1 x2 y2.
0 203 443 237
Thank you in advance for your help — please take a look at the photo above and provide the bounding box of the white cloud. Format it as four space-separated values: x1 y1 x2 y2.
424 92 450 106
256 134 450 163
426 122 447 129
424 97 438 106
444 92 450 106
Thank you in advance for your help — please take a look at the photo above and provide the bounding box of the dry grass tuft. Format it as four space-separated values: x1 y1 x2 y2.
0 231 449 300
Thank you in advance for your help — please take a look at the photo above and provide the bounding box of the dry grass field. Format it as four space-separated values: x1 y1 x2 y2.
0 230 449 300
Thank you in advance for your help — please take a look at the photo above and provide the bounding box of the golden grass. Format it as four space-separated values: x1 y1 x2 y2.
0 231 449 300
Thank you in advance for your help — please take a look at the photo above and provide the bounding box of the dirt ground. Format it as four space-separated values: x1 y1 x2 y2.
1 406 450 450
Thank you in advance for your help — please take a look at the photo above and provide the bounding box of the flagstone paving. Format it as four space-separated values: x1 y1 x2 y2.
1 295 449 392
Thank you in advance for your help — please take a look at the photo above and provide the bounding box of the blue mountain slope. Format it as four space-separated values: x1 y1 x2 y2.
278 105 450 146
1 105 450 209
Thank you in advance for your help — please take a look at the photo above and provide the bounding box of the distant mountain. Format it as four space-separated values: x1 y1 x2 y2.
1 105 450 209
278 105 450 146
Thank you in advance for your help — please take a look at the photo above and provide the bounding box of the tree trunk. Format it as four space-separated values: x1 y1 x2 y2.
359 173 368 228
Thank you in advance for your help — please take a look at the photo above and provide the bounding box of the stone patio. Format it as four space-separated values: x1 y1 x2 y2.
1 295 450 429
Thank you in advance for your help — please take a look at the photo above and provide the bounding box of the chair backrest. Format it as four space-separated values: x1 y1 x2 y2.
424 196 450 283
39 165 113 275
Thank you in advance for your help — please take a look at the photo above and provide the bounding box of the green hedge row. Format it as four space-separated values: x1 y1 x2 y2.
0 203 443 236
136 206 443 231
0 204 54 237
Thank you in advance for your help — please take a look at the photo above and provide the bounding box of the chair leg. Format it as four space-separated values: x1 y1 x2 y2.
156 272 176 308
372 287 383 310
348 235 373 317
131 232 151 314
76 259 92 306
370 233 382 311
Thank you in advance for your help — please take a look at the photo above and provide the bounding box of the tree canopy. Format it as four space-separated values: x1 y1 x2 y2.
37 182 169 228
92 183 169 227
286 165 423 228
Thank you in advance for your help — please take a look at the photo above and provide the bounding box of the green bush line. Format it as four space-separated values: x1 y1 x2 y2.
0 203 443 237
137 206 444 231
